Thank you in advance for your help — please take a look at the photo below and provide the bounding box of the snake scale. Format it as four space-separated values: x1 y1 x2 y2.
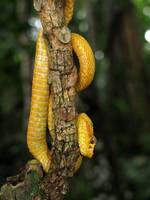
27 0 96 172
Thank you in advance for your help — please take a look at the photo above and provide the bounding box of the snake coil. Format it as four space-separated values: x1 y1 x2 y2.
27 0 96 172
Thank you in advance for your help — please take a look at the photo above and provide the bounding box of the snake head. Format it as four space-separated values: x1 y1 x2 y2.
77 113 96 158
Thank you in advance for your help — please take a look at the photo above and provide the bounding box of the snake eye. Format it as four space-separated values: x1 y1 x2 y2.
90 136 96 145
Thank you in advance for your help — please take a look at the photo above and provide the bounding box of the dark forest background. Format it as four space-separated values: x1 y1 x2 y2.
0 0 150 199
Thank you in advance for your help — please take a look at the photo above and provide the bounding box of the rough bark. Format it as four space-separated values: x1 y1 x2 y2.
0 0 80 199
38 0 80 199
0 160 45 200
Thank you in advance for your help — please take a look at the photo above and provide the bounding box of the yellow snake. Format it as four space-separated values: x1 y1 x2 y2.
27 0 96 172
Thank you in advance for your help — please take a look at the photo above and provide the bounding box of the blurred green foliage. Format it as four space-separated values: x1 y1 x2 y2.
0 0 150 199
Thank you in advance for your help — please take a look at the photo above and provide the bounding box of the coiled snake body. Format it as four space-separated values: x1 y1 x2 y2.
27 0 96 172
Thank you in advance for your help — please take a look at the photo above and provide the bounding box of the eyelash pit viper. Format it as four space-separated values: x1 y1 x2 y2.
27 0 96 173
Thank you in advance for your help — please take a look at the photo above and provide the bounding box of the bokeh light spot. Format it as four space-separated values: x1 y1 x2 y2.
145 30 150 43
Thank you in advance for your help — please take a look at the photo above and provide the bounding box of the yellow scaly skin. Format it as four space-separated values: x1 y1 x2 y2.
27 30 51 172
71 33 95 91
77 113 96 158
65 0 75 24
27 0 96 172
